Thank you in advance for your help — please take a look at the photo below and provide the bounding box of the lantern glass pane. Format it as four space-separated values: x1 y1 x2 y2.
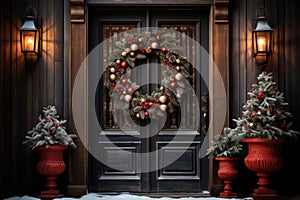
256 31 270 53
21 31 36 52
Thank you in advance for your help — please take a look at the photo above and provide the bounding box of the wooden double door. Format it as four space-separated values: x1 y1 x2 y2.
88 6 209 193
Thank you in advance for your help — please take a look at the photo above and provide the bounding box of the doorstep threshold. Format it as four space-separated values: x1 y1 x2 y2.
94 191 211 198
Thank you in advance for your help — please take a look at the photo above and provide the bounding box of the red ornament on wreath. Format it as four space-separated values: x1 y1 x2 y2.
148 102 154 107
121 78 127 85
156 35 161 41
170 81 176 88
161 47 167 54
121 61 128 68
127 87 134 94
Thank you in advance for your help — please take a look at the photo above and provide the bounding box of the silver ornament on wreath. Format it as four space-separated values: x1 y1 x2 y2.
130 44 139 51
151 42 159 49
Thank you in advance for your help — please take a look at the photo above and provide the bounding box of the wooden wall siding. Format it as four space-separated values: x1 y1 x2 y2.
229 0 300 196
230 0 300 128
0 0 67 198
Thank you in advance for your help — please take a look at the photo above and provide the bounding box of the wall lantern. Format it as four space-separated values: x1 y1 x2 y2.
252 7 273 66
19 8 42 60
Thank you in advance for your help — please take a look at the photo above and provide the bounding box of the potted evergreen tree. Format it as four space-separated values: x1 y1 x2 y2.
206 128 245 198
23 105 77 199
228 71 300 199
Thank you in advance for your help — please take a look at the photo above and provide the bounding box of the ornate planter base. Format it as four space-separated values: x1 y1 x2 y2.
251 193 277 200
36 145 68 200
242 138 286 200
215 157 242 198
38 193 63 200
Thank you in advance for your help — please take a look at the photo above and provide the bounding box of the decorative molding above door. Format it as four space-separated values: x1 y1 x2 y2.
70 0 85 23
69 0 229 25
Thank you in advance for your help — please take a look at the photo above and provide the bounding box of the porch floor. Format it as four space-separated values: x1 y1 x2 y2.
5 193 253 200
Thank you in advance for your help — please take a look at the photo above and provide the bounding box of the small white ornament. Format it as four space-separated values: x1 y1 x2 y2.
176 58 181 64
122 52 127 57
151 42 159 49
175 73 183 81
116 59 121 64
159 104 168 111
124 94 132 102
159 95 167 103
257 111 262 115
109 67 116 73
110 74 116 81
136 113 140 118
130 44 139 51
130 52 135 57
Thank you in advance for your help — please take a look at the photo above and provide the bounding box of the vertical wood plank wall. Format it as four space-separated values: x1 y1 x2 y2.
230 0 300 196
0 0 68 198
0 0 300 198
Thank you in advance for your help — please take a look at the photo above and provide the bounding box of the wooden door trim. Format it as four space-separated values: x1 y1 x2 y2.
86 0 214 6
67 0 229 197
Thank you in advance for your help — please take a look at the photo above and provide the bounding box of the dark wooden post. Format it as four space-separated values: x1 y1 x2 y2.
67 0 88 197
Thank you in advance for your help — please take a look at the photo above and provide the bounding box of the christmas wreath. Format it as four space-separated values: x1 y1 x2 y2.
104 29 194 123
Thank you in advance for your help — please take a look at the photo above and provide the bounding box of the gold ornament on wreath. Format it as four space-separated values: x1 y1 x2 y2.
104 29 194 123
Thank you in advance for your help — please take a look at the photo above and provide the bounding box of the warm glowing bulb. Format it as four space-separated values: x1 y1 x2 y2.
258 37 266 52
27 38 33 44
26 37 34 51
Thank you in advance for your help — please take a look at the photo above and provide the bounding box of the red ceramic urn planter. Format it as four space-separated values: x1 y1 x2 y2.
242 138 286 200
215 157 242 198
36 145 67 199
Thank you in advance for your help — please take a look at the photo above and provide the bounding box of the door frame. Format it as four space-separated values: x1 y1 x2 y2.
66 0 230 197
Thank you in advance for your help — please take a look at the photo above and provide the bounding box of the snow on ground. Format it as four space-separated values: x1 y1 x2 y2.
4 193 253 200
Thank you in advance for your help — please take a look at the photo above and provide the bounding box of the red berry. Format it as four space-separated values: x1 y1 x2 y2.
121 78 127 85
141 104 147 109
145 111 149 117
121 61 127 68
140 48 146 54
161 47 167 54
156 35 161 40
110 83 115 89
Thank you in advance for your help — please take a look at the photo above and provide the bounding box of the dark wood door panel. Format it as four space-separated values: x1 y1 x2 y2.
98 141 142 192
88 6 209 193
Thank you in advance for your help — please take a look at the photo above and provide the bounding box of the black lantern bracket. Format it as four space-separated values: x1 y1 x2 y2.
252 7 274 68
19 7 42 62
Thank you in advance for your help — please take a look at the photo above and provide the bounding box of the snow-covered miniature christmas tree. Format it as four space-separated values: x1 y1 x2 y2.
23 105 77 149
229 71 299 141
